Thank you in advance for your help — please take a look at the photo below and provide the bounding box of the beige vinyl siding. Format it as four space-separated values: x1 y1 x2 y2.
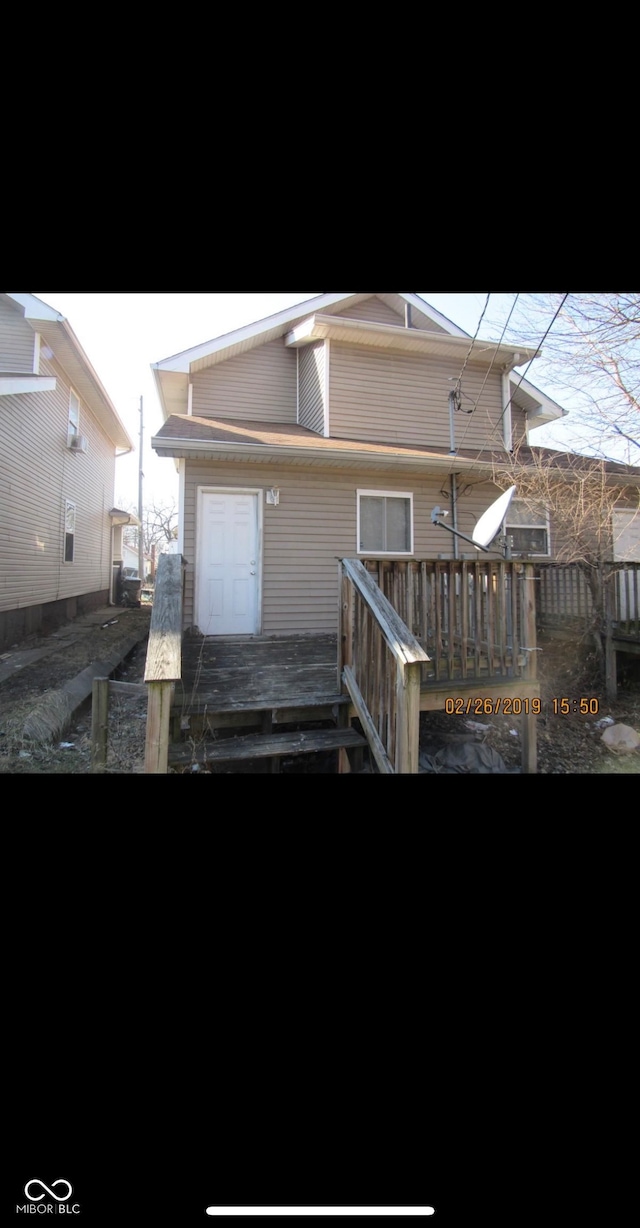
298 342 325 434
191 337 297 422
0 350 115 612
510 407 528 448
334 296 408 327
404 303 449 334
329 342 504 451
183 460 509 635
333 295 449 333
0 297 35 372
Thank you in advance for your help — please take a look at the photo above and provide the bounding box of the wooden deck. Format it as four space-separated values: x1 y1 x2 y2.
150 556 540 772
176 627 539 725
175 633 343 726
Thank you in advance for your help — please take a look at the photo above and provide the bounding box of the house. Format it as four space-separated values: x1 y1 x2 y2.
143 293 640 771
0 293 135 650
150 292 574 639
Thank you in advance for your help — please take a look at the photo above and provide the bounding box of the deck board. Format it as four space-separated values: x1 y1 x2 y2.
179 634 340 712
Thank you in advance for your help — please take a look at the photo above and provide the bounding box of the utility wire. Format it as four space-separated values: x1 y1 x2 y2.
453 293 491 399
447 293 571 500
450 293 521 466
495 293 570 446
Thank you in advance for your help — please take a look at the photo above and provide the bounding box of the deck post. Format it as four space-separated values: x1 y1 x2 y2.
604 564 617 701
395 660 422 773
144 681 174 774
338 560 353 692
91 677 109 772
144 554 184 773
520 563 538 774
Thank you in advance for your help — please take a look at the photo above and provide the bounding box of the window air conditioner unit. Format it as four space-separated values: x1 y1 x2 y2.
68 434 88 453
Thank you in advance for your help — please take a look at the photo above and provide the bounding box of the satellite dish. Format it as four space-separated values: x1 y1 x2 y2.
472 486 516 549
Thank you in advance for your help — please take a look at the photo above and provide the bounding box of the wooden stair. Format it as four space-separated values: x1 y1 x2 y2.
168 725 367 768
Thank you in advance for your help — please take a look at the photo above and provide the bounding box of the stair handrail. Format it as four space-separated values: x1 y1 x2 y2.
339 558 429 773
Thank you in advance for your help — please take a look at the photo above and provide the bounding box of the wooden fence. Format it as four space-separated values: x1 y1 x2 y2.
537 562 640 635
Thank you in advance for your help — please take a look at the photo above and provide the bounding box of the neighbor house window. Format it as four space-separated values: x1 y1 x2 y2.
357 490 413 554
68 389 80 442
612 508 640 561
64 500 76 563
504 499 550 555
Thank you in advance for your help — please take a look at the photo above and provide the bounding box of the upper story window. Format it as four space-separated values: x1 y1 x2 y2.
68 389 80 442
357 490 413 554
504 499 550 556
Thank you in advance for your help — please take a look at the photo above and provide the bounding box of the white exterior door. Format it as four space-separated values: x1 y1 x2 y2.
196 490 260 635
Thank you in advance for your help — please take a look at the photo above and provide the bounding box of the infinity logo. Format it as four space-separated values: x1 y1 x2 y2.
25 1181 72 1203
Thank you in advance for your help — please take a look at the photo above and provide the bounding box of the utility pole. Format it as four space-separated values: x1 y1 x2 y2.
138 396 144 581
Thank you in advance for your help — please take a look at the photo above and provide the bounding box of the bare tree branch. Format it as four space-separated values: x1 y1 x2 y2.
483 293 640 462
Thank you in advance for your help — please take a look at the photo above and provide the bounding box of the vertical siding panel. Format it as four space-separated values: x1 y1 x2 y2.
298 342 325 434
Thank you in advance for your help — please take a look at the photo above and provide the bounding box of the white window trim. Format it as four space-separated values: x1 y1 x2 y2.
64 499 76 564
505 499 551 557
612 508 640 562
68 387 80 443
357 489 414 556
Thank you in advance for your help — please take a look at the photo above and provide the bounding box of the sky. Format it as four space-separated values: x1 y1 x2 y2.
34 292 581 511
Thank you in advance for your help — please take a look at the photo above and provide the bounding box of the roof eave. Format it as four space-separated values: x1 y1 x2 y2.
6 294 134 450
285 313 539 367
151 292 471 376
150 435 498 474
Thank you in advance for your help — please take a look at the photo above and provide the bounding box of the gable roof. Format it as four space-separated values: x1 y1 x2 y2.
151 293 567 427
4 293 133 451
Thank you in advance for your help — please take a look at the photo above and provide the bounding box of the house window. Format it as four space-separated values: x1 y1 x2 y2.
503 499 550 556
357 490 413 554
612 509 640 562
68 389 80 441
64 500 76 563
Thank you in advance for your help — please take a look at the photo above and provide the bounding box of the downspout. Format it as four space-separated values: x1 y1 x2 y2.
502 354 520 451
109 520 115 604
449 390 457 454
177 459 185 555
451 474 459 560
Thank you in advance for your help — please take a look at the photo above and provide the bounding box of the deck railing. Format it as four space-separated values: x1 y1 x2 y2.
144 553 185 773
338 559 429 773
361 558 533 684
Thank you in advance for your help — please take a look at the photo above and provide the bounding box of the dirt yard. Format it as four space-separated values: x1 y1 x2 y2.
417 632 640 774
0 613 638 773
0 607 151 774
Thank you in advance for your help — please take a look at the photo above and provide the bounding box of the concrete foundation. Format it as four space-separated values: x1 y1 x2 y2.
0 590 110 652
